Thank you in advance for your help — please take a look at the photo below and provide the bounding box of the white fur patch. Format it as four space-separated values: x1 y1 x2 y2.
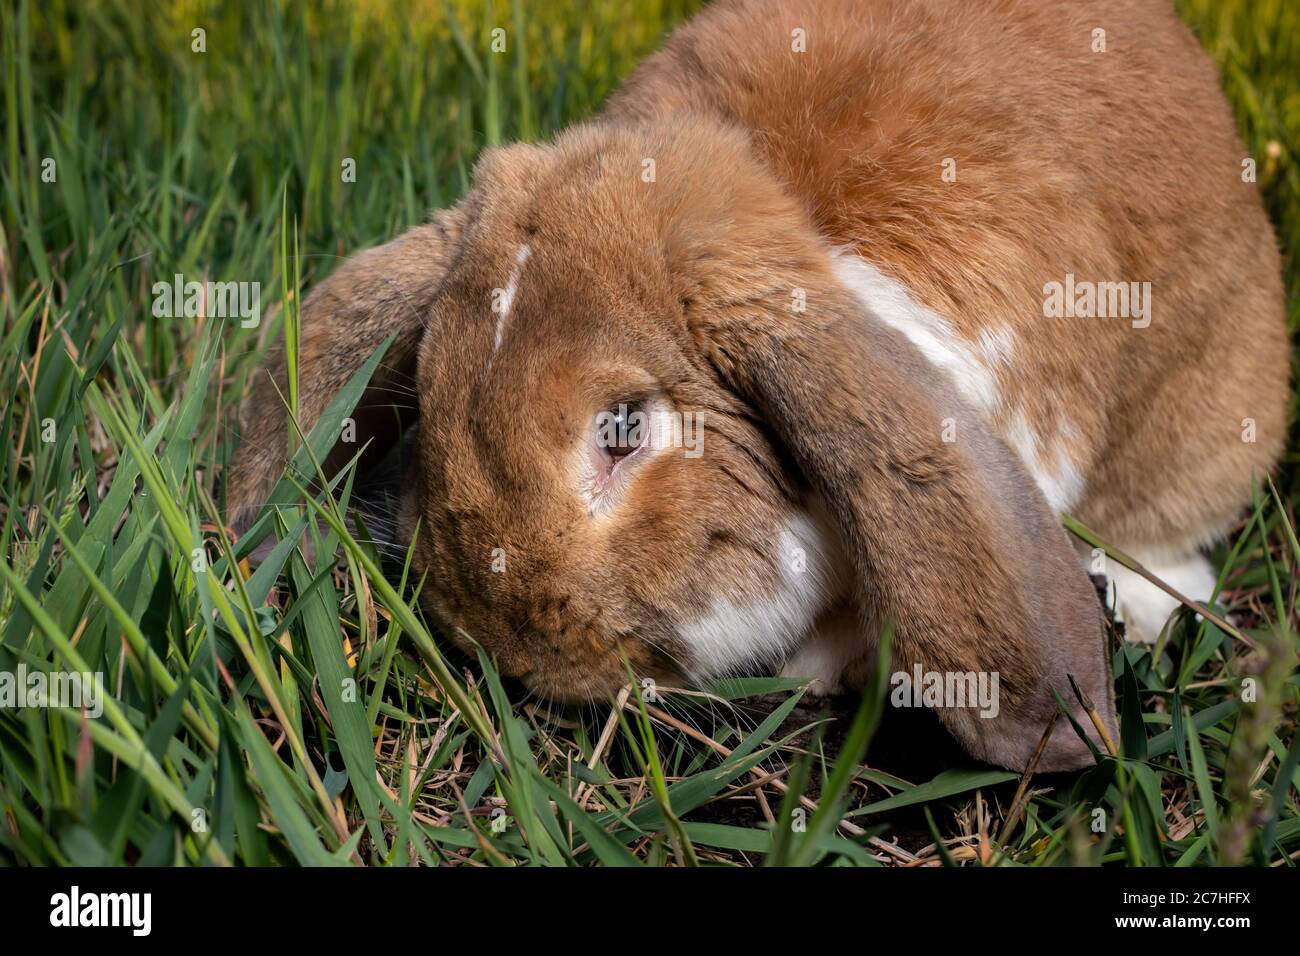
492 244 531 353
977 326 1015 368
829 250 1085 513
677 507 844 680
1005 412 1084 513
830 252 1002 416
1107 551 1218 643
779 610 860 694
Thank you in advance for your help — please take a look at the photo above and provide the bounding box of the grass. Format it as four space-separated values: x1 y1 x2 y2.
0 0 1297 867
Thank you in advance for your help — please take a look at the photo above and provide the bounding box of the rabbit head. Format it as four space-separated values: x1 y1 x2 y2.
229 115 1117 769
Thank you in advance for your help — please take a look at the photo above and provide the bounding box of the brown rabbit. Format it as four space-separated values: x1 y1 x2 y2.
228 0 1289 770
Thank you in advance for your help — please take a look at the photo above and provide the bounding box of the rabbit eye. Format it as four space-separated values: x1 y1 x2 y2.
596 401 647 459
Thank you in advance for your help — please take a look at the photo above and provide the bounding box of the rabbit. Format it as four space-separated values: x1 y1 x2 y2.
227 0 1289 771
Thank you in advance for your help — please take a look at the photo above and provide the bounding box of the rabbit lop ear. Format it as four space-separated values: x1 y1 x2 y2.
698 260 1117 772
227 208 465 532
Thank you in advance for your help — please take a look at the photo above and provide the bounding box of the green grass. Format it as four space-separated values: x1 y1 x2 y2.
0 0 1297 867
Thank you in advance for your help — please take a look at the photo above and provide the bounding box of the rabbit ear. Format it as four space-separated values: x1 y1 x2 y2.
227 209 465 531
699 268 1117 772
